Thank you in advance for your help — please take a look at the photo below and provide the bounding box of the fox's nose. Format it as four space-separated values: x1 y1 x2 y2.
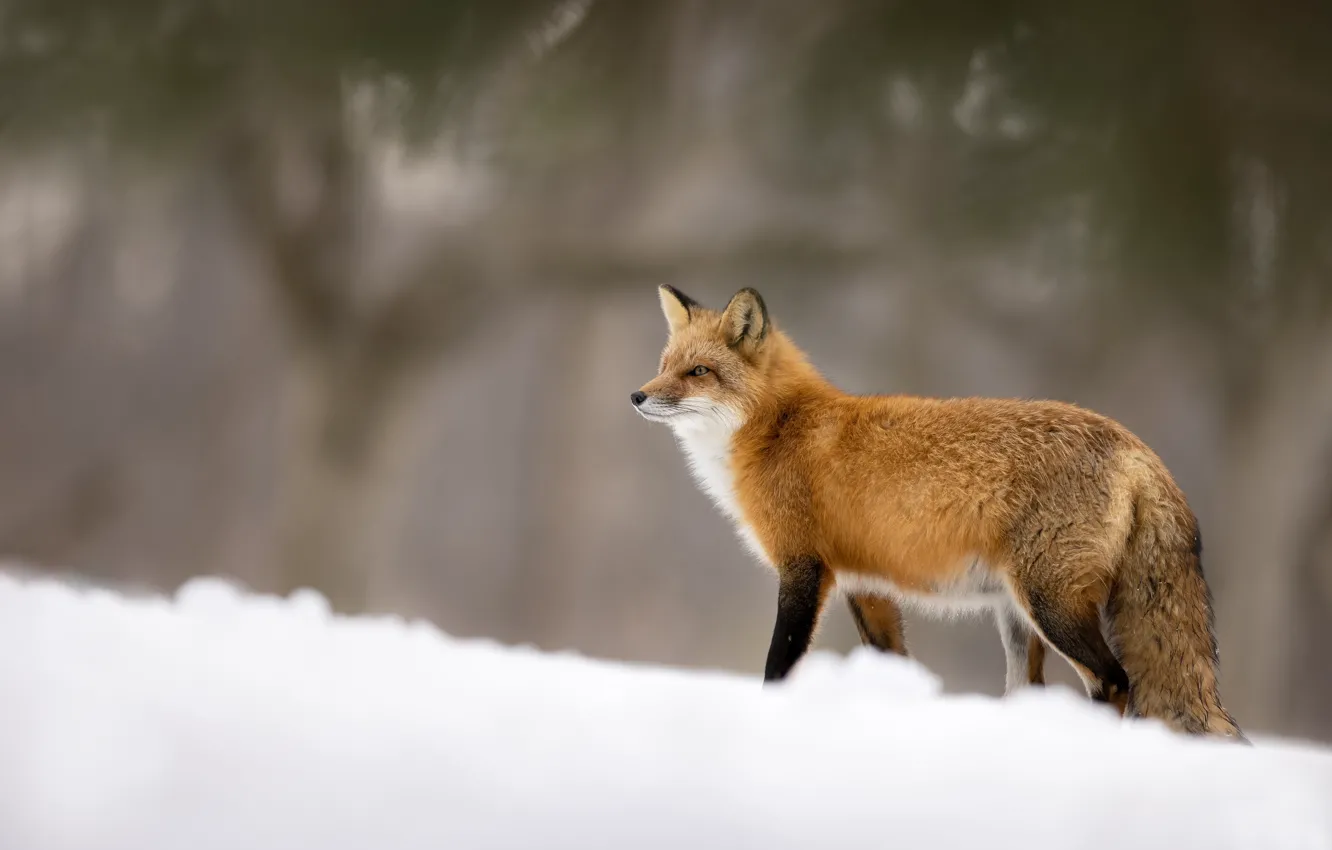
630 391 648 406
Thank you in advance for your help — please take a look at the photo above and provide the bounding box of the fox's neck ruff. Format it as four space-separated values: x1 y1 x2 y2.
742 330 841 425
669 329 835 564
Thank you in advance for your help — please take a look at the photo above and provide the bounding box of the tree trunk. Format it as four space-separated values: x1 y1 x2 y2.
271 345 429 613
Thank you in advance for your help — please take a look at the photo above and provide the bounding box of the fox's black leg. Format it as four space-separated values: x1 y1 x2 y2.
763 556 832 683
846 593 908 656
1016 584 1129 713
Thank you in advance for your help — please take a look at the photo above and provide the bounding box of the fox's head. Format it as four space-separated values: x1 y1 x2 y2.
630 285 777 434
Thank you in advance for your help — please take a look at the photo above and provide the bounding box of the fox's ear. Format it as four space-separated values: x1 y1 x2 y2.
658 285 699 335
721 287 769 351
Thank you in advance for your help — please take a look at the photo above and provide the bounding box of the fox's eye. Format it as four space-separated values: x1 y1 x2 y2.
688 365 710 377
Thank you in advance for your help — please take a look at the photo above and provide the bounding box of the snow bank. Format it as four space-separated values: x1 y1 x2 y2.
0 571 1329 850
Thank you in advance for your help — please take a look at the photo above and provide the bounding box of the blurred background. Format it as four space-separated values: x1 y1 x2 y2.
0 0 1329 742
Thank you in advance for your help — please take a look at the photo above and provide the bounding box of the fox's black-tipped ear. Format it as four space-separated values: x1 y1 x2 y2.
658 285 699 335
721 287 769 351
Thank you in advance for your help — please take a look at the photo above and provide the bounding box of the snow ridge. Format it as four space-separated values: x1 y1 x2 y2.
0 570 1330 850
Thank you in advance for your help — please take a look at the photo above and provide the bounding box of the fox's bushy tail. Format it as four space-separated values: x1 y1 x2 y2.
1106 473 1247 743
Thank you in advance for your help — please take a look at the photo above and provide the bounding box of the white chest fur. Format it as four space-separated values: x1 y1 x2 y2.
671 416 769 564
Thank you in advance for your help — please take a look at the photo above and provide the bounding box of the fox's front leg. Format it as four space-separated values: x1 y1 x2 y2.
763 556 834 682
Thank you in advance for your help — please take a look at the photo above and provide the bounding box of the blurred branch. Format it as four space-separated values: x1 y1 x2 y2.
218 100 360 348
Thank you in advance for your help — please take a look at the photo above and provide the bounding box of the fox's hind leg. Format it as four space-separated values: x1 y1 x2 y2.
1007 572 1130 716
995 603 1046 693
846 594 907 656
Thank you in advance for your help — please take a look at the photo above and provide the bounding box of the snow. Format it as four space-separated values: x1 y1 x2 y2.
0 570 1330 850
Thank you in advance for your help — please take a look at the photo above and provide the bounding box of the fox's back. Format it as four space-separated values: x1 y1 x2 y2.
731 394 1148 591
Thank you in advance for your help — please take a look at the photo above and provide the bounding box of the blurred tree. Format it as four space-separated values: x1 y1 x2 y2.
0 0 576 610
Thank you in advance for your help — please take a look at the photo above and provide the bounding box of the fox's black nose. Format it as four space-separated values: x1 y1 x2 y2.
630 391 648 406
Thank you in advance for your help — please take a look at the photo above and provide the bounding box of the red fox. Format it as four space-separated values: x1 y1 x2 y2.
632 285 1246 742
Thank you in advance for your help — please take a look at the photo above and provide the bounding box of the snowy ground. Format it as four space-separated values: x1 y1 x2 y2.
0 570 1330 850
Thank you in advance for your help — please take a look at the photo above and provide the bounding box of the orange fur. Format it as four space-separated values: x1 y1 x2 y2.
633 286 1245 742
